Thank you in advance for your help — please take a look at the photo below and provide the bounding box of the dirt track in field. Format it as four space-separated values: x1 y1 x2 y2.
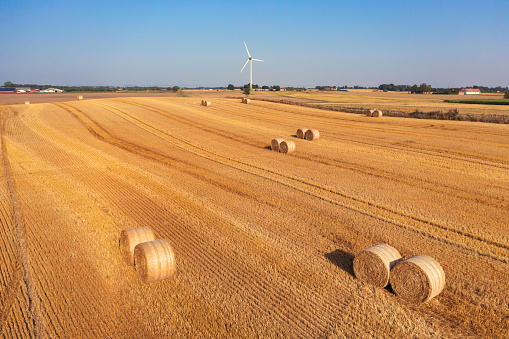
1 97 508 338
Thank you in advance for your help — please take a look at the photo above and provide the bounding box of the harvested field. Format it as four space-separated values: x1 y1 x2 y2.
252 89 509 118
0 97 508 338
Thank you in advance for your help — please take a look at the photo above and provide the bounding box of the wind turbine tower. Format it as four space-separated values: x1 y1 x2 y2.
240 42 264 92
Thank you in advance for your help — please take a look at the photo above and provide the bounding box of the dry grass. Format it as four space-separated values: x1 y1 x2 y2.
0 96 508 337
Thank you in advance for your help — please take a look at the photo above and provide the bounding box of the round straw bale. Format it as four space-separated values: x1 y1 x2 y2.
243 98 251 104
353 243 402 288
203 100 211 107
134 239 176 283
271 138 285 152
297 128 308 139
119 226 155 265
373 109 383 117
77 95 84 100
366 109 374 117
280 140 296 154
390 255 445 303
24 101 30 105
304 129 320 141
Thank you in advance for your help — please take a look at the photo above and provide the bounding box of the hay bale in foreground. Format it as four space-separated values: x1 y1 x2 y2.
280 140 296 154
134 239 176 283
353 243 402 288
373 109 383 117
24 101 30 105
242 98 251 104
202 100 211 107
271 138 285 152
366 109 374 117
77 95 84 100
297 128 308 139
119 226 155 265
390 255 445 303
304 129 320 141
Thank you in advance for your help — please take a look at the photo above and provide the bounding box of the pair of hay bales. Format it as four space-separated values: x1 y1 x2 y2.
241 98 251 104
77 95 84 100
366 109 383 117
24 101 30 105
119 226 176 283
271 138 296 154
297 128 320 141
353 243 445 303
201 100 211 107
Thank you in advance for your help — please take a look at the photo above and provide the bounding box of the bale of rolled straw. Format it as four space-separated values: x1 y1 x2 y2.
77 95 84 100
296 128 308 139
373 109 383 117
390 255 445 303
271 138 285 152
353 243 402 288
202 100 211 107
365 109 374 117
134 239 176 283
242 98 251 104
24 101 30 105
201 100 204 105
119 226 155 265
280 140 296 154
304 129 320 141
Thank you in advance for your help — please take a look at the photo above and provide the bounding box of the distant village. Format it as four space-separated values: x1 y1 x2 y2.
0 86 487 95
0 87 64 93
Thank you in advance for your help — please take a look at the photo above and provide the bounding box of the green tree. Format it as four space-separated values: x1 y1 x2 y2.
272 85 281 91
227 84 235 90
243 87 250 95
504 90 509 99
172 86 179 92
3 81 15 87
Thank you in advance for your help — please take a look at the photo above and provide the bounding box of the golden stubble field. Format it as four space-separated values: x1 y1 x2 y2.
0 96 508 338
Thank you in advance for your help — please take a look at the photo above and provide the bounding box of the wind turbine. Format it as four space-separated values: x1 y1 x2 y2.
240 42 263 92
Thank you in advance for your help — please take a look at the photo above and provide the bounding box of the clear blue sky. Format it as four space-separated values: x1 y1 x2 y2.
1 0 508 88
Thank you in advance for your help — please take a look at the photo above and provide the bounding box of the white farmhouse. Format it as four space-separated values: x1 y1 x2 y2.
40 88 64 93
459 88 481 95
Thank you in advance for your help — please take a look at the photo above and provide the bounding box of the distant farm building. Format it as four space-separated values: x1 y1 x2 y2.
16 87 31 93
40 88 64 93
0 87 16 93
459 88 481 95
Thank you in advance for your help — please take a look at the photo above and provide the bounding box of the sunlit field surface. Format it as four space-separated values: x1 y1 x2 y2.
1 97 508 338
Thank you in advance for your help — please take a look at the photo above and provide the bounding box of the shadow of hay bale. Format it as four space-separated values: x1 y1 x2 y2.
325 249 355 277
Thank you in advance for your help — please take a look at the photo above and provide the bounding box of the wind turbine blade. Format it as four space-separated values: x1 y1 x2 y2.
244 42 251 58
240 59 249 73
252 58 264 62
